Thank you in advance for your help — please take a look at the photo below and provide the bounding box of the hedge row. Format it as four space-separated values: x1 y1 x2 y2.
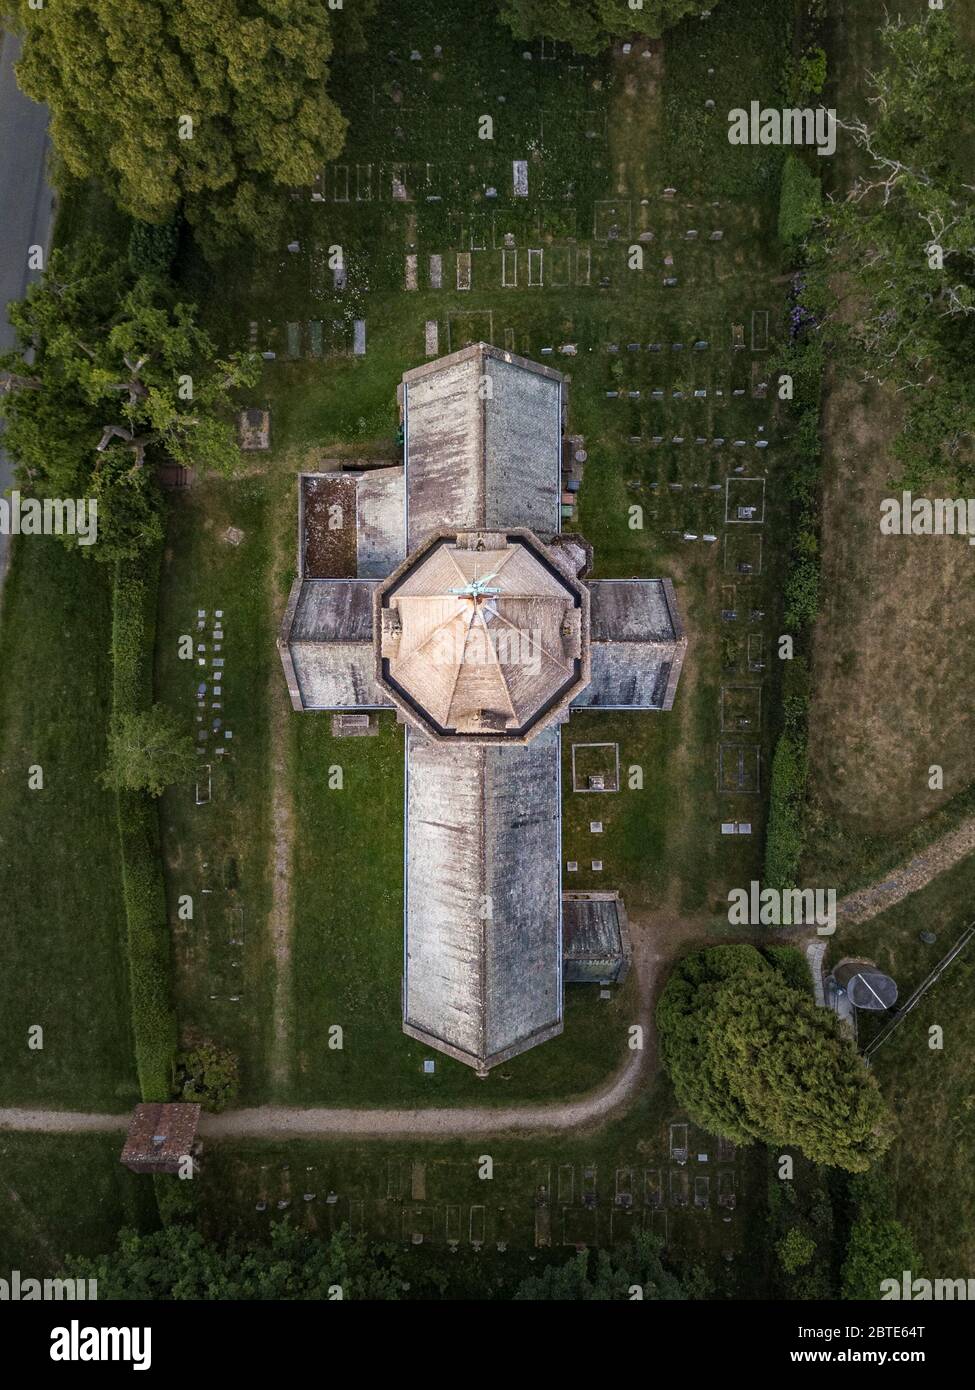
764 729 808 892
763 329 825 891
111 552 178 1101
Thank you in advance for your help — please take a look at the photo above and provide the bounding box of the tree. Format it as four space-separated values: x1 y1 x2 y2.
514 1232 705 1300
810 12 975 486
101 705 197 797
495 0 718 56
7 0 349 254
64 1223 407 1301
657 947 896 1173
128 218 181 280
0 248 259 561
174 1041 239 1113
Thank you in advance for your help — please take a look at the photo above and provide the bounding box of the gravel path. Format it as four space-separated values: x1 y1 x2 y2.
0 1049 645 1142
0 1109 128 1133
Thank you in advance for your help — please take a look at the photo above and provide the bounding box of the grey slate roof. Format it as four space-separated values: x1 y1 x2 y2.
562 892 631 984
355 467 406 578
403 343 563 551
283 579 392 710
572 579 687 710
403 728 563 1071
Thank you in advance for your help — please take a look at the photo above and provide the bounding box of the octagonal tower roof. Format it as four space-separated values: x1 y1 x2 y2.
376 529 590 743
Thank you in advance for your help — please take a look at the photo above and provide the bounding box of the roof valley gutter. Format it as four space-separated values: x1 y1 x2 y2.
556 379 563 535
479 742 489 1066
480 347 488 526
556 729 564 1015
402 727 410 1027
402 381 410 552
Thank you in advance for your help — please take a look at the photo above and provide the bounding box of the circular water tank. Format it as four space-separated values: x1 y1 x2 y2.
833 959 898 1011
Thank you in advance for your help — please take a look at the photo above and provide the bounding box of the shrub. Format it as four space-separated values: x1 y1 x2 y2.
784 552 821 631
778 155 823 247
762 945 811 995
101 704 197 798
127 218 180 279
174 1042 240 1113
778 1227 817 1274
841 1171 922 1299
842 1215 920 1299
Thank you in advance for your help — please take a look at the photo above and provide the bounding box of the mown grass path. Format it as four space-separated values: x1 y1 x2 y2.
835 818 975 927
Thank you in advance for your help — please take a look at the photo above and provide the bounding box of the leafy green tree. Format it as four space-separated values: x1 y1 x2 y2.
65 1224 407 1300
0 249 258 561
495 0 718 56
175 1041 239 1113
657 947 896 1173
101 705 197 797
7 0 349 253
841 1170 921 1300
514 1232 705 1300
784 46 828 104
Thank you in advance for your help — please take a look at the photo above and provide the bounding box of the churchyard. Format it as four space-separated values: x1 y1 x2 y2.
194 1086 768 1295
11 0 971 1287
149 0 796 1111
144 0 806 1275
0 0 799 1273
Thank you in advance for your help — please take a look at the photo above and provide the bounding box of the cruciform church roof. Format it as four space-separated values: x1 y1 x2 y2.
278 343 686 1074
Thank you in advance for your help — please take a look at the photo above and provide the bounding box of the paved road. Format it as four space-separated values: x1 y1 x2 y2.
0 27 53 603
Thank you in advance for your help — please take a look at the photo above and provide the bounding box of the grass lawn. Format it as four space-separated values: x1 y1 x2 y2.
827 856 975 1272
0 539 138 1110
803 0 975 884
0 1132 156 1275
289 714 640 1105
154 474 291 1102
